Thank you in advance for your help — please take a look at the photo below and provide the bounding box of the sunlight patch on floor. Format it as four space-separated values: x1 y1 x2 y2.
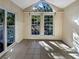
49 41 60 48
49 41 73 52
51 53 65 59
69 53 79 59
39 41 54 51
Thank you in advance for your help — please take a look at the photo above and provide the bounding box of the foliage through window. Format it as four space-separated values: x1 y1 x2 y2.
31 15 40 35
7 12 15 46
44 15 53 35
0 8 5 53
32 0 53 12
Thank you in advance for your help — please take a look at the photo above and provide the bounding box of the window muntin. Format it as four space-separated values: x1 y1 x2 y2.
31 15 40 35
32 0 53 12
44 15 53 35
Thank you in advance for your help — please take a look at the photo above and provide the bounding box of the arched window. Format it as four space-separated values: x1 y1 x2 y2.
31 0 54 35
32 0 53 12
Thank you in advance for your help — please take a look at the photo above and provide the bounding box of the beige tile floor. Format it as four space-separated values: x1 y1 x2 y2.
1 40 79 59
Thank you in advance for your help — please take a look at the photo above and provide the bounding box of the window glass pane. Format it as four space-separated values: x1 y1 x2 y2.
31 15 40 35
0 8 5 52
7 12 15 46
32 0 53 12
44 15 53 35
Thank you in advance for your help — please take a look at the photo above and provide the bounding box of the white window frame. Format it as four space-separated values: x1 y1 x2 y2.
30 12 55 36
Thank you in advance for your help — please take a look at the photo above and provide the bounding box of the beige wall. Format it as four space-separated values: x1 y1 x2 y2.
0 0 63 42
23 1 63 40
0 0 64 42
63 0 79 47
0 0 24 43
23 12 63 40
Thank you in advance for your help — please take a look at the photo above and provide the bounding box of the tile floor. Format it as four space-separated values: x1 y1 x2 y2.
1 40 79 59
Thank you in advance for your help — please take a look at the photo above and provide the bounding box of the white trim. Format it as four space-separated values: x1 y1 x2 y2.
24 11 64 13
0 42 17 57
0 7 16 57
30 12 55 38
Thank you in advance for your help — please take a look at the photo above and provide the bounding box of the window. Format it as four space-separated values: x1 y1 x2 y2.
31 15 40 35
0 8 5 52
31 0 53 12
24 0 55 12
7 12 15 46
44 15 53 35
31 13 53 36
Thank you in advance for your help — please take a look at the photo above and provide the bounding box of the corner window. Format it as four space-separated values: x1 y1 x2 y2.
0 8 5 52
7 12 15 46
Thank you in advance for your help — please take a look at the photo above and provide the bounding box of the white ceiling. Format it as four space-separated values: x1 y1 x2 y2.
11 0 76 9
